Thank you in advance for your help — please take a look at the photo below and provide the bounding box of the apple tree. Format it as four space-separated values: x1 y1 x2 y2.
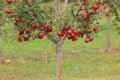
4 0 120 80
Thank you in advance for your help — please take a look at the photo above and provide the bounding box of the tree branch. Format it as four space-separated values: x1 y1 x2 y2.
25 0 31 7
61 0 68 14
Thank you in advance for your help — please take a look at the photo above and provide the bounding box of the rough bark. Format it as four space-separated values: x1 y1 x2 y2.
104 15 111 52
56 41 62 80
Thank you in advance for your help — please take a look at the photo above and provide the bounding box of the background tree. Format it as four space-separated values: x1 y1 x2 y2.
4 0 120 80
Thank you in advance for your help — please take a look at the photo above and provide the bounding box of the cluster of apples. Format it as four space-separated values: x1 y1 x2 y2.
57 25 99 43
18 22 53 42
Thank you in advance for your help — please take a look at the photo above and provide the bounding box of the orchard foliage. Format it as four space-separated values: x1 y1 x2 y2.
4 0 120 43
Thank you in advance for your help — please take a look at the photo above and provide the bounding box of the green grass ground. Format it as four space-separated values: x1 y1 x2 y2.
0 25 120 80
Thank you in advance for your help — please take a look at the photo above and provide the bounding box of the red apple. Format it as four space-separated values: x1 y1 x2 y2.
93 27 98 32
15 17 21 22
83 1 88 5
104 5 110 9
84 38 90 43
18 37 22 42
46 26 53 32
72 36 77 41
26 28 31 34
6 9 12 14
89 37 94 41
67 34 71 40
24 36 29 41
39 25 46 31
85 28 92 33
93 4 99 10
57 31 63 37
63 25 70 31
67 29 73 34
38 32 44 39
19 28 24 35
70 33 76 38
7 0 12 4
82 12 90 19
31 22 37 29
73 29 79 35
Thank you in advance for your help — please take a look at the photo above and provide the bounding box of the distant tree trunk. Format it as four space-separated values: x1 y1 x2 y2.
56 41 62 80
0 36 2 59
104 15 111 52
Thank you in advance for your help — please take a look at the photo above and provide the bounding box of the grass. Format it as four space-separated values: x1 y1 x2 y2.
0 25 120 80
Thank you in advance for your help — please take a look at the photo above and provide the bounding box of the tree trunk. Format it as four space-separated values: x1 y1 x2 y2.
0 36 2 59
56 41 62 80
104 15 111 52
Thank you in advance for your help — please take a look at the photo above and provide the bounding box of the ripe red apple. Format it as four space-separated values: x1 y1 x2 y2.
72 36 77 41
18 37 22 42
15 17 21 22
63 25 70 31
6 9 12 14
73 29 79 35
31 22 37 29
84 38 90 43
7 0 12 4
89 37 94 41
104 5 110 9
39 25 46 31
19 28 24 35
67 34 71 40
57 31 63 37
82 12 89 19
70 33 76 38
26 28 31 34
38 32 44 39
24 36 29 41
93 4 99 10
93 27 98 32
46 26 53 32
67 29 73 34
85 28 92 33
83 1 89 5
